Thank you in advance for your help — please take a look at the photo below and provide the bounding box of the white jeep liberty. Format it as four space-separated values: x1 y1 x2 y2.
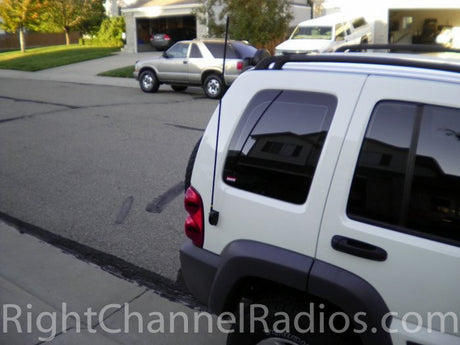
180 47 460 345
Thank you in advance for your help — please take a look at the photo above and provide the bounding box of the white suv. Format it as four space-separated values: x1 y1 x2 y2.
180 50 460 345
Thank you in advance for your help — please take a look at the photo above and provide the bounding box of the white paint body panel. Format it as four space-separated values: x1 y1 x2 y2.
317 75 460 337
190 59 460 343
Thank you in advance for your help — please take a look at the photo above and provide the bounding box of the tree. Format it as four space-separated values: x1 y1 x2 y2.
0 0 45 53
91 16 125 47
77 0 105 39
195 0 292 51
40 0 104 45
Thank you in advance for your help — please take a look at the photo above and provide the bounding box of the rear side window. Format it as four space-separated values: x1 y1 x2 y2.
231 42 257 59
223 90 337 204
190 44 202 58
204 42 239 58
347 101 460 246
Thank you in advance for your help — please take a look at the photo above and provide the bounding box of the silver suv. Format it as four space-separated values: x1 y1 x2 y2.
180 48 460 344
134 39 267 99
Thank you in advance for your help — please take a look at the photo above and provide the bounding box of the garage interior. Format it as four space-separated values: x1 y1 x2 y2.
136 15 196 51
389 9 460 44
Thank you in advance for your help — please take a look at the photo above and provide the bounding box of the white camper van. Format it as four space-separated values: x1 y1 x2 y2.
275 13 372 55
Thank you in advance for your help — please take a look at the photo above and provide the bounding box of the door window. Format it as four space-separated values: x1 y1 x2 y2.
347 101 460 245
166 42 189 58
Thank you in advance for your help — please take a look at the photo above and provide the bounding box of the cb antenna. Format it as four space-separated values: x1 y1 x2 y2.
209 16 230 226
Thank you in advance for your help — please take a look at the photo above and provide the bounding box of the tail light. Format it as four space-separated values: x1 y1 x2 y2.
184 187 204 247
237 61 243 70
164 34 171 41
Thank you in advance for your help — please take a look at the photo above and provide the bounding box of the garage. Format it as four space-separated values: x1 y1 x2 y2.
136 15 196 51
122 0 202 53
389 8 460 44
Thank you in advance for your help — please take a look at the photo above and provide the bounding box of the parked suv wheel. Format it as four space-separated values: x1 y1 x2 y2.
227 294 355 345
139 70 159 93
203 74 226 99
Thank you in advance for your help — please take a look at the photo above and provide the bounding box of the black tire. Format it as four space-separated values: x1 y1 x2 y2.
203 74 226 99
139 70 159 93
184 137 202 192
171 85 188 92
227 294 358 345
251 48 271 66
360 38 369 52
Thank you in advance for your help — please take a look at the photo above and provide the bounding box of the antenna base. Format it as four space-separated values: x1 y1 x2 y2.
209 210 219 226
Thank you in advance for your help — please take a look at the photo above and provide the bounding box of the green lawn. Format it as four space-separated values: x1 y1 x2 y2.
0 45 120 71
98 65 134 78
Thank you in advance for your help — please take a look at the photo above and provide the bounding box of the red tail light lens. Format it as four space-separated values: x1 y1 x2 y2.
184 187 204 247
164 34 171 41
237 61 243 70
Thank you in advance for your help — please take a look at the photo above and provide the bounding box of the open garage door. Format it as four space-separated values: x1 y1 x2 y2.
389 9 460 45
136 15 196 52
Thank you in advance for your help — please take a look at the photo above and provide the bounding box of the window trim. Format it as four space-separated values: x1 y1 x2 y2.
348 214 460 248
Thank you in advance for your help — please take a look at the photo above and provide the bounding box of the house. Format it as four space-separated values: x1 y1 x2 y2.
322 0 460 44
119 0 311 53
117 0 460 53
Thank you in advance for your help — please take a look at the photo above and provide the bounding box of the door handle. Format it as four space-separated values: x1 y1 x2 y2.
331 235 387 261
183 61 188 64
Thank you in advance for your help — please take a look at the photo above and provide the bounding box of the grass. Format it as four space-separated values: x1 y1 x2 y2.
0 45 120 71
97 65 134 78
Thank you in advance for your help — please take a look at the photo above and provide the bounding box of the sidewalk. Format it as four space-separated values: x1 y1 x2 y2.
0 221 226 345
0 51 156 88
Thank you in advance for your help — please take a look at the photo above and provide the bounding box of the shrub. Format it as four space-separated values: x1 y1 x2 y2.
84 16 125 47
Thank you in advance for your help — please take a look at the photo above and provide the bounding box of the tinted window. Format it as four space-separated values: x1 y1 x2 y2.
347 102 417 224
347 101 460 245
204 42 239 59
223 90 337 204
232 42 257 58
190 44 202 58
408 105 460 242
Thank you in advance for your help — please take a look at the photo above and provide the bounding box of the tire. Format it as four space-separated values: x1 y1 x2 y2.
139 70 159 93
203 74 226 99
251 48 271 66
360 38 369 52
227 294 358 345
184 137 202 192
171 85 188 92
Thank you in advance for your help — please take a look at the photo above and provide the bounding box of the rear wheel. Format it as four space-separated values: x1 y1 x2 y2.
252 48 271 66
139 70 159 93
227 294 357 345
203 74 225 99
171 85 188 92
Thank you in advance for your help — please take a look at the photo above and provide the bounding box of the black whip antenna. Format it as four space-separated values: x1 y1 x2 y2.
208 16 230 226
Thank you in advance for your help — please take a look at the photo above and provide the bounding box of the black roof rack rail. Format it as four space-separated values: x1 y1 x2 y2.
254 51 460 74
335 43 460 53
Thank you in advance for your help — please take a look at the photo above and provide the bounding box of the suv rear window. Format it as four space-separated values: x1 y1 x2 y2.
204 42 240 59
223 90 337 204
347 101 460 246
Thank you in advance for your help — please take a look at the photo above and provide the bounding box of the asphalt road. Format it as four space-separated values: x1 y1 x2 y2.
0 78 217 284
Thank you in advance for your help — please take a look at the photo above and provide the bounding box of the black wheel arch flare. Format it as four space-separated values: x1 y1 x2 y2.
208 240 393 345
